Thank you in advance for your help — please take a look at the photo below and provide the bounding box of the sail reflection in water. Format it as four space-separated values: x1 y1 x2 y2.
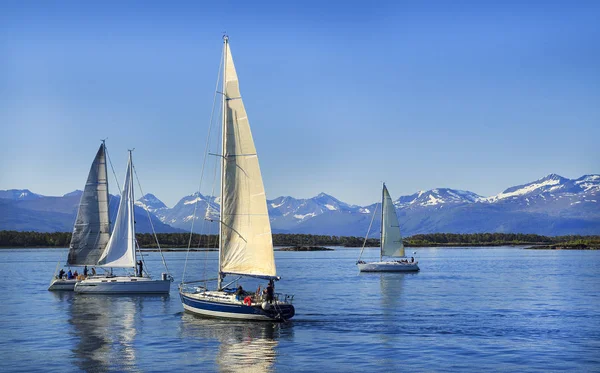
373 272 419 342
379 273 409 315
180 313 293 372
65 293 164 372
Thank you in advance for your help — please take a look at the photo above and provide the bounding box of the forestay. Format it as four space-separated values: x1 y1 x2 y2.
220 42 276 278
381 185 405 258
98 153 136 268
67 143 110 266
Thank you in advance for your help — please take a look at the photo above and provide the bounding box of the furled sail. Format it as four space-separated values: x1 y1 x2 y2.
98 152 136 268
67 143 110 265
381 184 404 258
219 41 276 277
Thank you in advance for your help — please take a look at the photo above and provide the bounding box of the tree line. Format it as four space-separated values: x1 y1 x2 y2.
403 233 595 246
0 231 378 248
2 230 598 248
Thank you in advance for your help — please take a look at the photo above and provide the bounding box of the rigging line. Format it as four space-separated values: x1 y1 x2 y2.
357 202 379 262
105 143 122 195
205 129 222 285
196 114 222 285
132 163 171 277
182 46 224 285
104 143 123 230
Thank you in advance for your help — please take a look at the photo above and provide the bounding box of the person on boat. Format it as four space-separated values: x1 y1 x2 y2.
91 267 96 276
255 285 261 298
410 257 414 263
58 269 65 279
67 269 73 279
137 260 143 277
235 285 244 300
73 270 79 278
266 280 274 304
83 265 88 277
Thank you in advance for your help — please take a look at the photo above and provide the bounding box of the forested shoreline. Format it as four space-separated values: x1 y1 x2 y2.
1 230 598 249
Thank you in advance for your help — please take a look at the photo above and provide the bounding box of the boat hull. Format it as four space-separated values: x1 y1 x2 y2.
48 278 78 291
180 291 295 321
357 261 420 272
74 276 171 294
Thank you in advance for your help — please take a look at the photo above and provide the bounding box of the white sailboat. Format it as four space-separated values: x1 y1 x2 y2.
357 183 420 272
179 36 295 321
49 142 111 291
74 150 172 294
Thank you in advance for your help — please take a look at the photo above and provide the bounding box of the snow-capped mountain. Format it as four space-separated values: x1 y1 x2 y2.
482 174 599 213
114 173 600 236
396 188 484 209
0 189 42 201
136 193 168 213
149 192 220 233
2 174 598 235
485 174 568 203
267 193 365 231
0 190 183 233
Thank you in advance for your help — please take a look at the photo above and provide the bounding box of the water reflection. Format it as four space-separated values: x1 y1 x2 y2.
180 313 292 372
65 295 162 372
379 274 408 319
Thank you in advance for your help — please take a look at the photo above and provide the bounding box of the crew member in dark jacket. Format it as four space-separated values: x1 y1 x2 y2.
266 280 274 303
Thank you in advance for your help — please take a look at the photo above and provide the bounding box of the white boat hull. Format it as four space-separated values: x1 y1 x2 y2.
48 278 78 291
74 276 171 294
357 261 420 272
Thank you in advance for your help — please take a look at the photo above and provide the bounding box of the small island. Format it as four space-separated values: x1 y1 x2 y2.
276 246 334 252
525 243 599 250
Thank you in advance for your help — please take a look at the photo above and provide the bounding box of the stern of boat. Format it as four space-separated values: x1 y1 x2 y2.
48 278 78 291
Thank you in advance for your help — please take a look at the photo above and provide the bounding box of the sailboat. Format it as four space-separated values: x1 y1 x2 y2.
179 36 295 321
49 142 111 291
74 150 172 294
356 183 420 272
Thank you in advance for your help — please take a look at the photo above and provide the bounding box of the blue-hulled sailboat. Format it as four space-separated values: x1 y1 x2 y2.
179 36 295 321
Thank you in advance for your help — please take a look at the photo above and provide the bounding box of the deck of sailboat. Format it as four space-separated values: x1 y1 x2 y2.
357 260 420 272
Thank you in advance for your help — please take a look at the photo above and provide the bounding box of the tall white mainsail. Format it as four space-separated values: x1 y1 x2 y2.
219 39 276 278
98 152 136 268
68 143 110 266
381 184 404 258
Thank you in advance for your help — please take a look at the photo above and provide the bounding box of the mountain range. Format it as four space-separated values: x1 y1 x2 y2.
1 174 598 236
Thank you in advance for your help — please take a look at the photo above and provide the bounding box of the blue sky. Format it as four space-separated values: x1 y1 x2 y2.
1 0 598 207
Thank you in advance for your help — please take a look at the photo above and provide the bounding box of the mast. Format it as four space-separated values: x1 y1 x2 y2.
380 182 385 261
217 35 228 290
129 150 137 272
102 139 108 223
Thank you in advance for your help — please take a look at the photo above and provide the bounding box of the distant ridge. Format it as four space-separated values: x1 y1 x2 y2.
1 174 598 235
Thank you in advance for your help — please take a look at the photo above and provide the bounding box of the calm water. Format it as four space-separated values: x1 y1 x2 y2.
0 247 599 372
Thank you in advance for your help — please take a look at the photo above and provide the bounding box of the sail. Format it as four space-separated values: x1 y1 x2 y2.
98 153 136 268
67 143 110 266
381 185 404 257
219 41 276 277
